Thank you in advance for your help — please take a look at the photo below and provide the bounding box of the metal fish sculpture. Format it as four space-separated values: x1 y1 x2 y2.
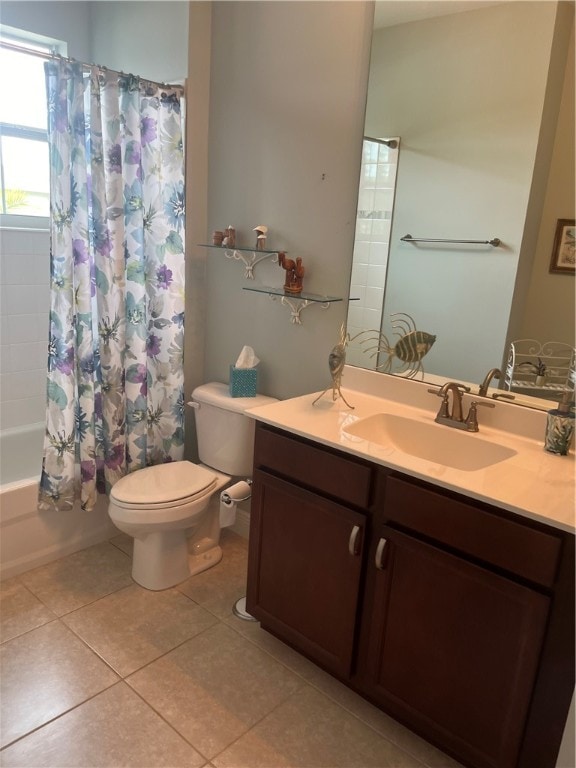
354 313 436 379
313 324 355 408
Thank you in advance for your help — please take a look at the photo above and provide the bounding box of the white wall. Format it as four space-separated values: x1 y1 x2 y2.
365 2 563 384
0 229 51 430
197 1 373 400
89 1 188 82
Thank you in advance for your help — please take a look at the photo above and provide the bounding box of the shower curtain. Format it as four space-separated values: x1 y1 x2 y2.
39 61 185 513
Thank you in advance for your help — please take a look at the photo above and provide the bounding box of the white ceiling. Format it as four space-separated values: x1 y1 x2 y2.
373 1 505 29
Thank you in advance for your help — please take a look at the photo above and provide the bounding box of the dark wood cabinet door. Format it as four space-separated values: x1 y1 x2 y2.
362 525 550 768
246 469 366 677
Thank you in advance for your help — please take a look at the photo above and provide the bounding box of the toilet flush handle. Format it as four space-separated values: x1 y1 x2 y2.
187 401 200 409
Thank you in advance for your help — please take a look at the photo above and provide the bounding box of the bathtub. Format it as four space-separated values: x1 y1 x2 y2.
0 422 117 580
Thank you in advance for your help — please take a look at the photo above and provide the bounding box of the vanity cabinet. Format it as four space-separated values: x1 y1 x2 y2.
246 423 575 768
246 425 374 677
358 475 557 768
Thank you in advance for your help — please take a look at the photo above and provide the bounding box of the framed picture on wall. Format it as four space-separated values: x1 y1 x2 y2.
549 219 575 275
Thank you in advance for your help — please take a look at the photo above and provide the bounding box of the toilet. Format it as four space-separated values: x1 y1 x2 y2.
107 382 277 590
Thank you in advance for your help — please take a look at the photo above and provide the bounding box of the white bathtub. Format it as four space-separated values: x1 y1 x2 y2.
0 423 117 580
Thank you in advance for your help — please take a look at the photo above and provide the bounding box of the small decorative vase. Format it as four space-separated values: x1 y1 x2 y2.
535 375 546 387
544 409 575 455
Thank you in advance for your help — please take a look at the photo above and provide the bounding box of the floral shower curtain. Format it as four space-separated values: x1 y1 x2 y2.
39 61 186 513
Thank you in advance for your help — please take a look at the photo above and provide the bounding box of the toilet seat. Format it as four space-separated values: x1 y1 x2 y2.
110 482 216 511
110 461 217 510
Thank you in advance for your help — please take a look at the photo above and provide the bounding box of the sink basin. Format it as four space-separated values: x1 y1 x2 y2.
343 413 517 471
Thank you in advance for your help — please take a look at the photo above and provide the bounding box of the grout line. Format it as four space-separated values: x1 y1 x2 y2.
124 679 213 764
0 580 59 645
0 615 59 646
0 679 121 753
207 675 316 766
221 619 444 768
122 619 220 681
11 544 133 619
60 615 129 678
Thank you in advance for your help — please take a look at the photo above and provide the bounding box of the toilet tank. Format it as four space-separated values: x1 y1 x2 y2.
190 382 278 477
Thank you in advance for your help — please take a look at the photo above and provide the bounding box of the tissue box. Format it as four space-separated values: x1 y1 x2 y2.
229 366 258 397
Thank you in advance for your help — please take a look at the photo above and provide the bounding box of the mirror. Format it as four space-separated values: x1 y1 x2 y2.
347 0 575 408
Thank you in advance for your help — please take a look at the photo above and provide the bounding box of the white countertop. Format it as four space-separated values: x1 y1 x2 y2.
247 368 575 534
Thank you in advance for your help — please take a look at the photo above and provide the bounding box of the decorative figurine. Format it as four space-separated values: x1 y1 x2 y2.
278 252 305 294
352 313 436 379
222 225 236 248
253 225 268 250
312 324 354 409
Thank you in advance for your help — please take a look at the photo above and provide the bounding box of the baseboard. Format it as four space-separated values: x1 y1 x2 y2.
0 521 117 580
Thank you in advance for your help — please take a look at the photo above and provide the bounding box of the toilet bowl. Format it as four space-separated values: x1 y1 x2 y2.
107 382 278 591
109 461 231 590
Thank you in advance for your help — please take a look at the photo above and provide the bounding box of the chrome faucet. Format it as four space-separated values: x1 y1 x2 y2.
428 381 495 431
478 367 515 401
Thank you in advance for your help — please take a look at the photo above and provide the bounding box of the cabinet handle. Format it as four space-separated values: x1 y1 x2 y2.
375 537 388 570
348 525 361 556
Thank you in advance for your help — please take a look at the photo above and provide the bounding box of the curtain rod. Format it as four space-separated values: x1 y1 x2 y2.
0 39 185 93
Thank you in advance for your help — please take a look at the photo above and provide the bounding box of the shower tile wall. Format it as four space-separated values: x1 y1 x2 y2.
0 228 50 430
347 139 399 369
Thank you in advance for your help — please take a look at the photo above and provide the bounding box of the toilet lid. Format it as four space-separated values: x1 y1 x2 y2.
110 461 217 506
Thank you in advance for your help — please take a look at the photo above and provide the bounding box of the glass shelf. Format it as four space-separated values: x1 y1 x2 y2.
243 286 345 303
243 286 358 325
198 244 285 255
199 243 358 324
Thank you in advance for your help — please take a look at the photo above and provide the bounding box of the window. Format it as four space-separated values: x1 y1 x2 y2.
0 29 66 223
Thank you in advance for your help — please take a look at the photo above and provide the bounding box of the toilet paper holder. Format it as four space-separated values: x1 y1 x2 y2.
220 479 252 506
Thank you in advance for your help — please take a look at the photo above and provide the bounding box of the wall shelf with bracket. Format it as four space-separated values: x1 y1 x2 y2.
243 286 358 325
198 244 283 279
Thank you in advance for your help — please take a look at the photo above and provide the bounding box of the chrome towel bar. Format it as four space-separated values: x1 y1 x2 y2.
401 234 501 247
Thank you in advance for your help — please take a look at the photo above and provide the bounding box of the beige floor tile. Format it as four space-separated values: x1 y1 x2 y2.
0 620 119 748
227 621 463 767
19 542 133 616
0 682 206 767
225 616 323 681
176 531 249 620
214 684 428 768
127 622 304 760
0 578 56 643
63 583 219 676
109 531 133 555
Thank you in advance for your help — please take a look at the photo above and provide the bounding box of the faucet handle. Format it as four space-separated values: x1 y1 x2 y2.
465 399 495 432
492 392 515 401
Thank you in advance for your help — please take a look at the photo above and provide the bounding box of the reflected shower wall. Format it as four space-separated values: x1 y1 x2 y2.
0 227 50 431
347 137 399 369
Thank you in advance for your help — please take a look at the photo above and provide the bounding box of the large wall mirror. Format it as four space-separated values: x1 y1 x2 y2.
346 0 575 409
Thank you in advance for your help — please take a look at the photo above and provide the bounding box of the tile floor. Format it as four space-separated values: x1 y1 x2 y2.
0 530 464 768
